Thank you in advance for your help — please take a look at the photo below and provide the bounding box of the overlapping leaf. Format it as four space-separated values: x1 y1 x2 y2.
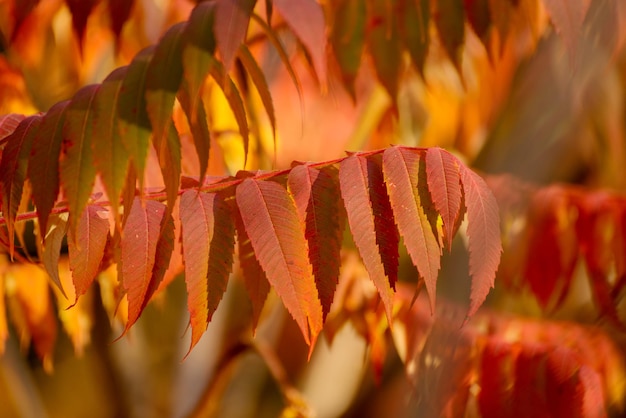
215 0 256 72
41 214 69 296
366 0 402 99
0 114 25 143
329 0 365 97
398 0 430 79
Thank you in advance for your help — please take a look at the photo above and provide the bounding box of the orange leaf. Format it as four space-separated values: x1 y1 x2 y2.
41 214 69 297
215 0 256 72
459 164 502 317
339 154 398 323
383 147 441 313
236 178 322 346
180 190 235 350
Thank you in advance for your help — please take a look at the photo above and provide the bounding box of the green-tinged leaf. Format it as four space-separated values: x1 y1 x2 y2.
143 208 176 309
383 147 441 313
234 205 270 331
459 164 502 317
28 101 69 237
215 0 256 72
42 213 69 297
425 147 462 250
92 66 130 228
330 0 366 97
0 114 26 143
273 0 327 86
120 198 165 330
177 84 211 185
367 0 402 99
180 190 235 350
118 46 154 189
339 154 398 322
154 122 181 216
434 0 465 72
65 0 98 49
145 22 185 154
108 0 134 40
0 115 41 256
182 1 217 124
238 44 276 138
398 0 430 79
236 178 322 346
68 205 110 302
61 84 99 236
288 165 344 321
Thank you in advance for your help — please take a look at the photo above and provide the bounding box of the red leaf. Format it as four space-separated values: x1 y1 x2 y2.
464 0 491 46
236 178 322 346
273 0 327 87
545 347 590 418
0 113 25 143
180 190 235 350
513 343 549 417
459 164 502 317
120 198 165 329
339 154 398 323
288 165 344 321
108 0 134 41
479 339 514 418
177 84 211 185
28 100 69 237
0 115 41 256
68 205 110 302
383 147 441 312
238 45 276 139
215 0 256 72
143 208 176 308
425 148 462 250
541 0 591 62
41 214 69 297
11 0 39 39
65 0 98 49
61 84 99 236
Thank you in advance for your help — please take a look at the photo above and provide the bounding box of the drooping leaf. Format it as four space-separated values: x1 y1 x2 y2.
29 101 69 238
425 147 462 250
215 0 256 72
398 0 430 79
339 154 398 322
180 190 235 350
143 208 176 309
541 0 591 62
513 343 549 416
11 0 39 39
238 44 276 138
41 213 69 297
0 257 6 353
545 347 590 417
464 0 491 47
67 205 110 303
236 178 323 346
0 113 25 143
459 164 502 317
0 115 41 256
273 0 327 87
120 198 165 330
118 46 155 189
61 84 99 236
329 0 366 97
92 66 130 228
478 339 514 417
383 147 441 312
366 0 402 99
177 83 211 185
65 0 98 50
153 121 181 217
434 0 466 72
288 165 344 321
108 0 134 41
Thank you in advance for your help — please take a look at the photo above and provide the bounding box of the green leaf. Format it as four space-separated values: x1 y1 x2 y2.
330 0 366 97
367 0 403 99
398 0 430 78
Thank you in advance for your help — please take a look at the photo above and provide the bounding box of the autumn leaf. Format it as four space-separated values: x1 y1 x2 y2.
143 208 176 309
366 0 402 99
28 101 69 237
398 0 430 79
541 0 591 63
215 0 256 72
177 83 211 185
479 339 514 417
67 205 110 303
434 0 466 72
0 113 25 142
425 147 463 250
108 0 134 41
0 115 41 256
464 0 491 47
459 164 502 317
236 178 323 346
238 44 276 139
288 164 344 321
329 0 365 98
41 214 69 297
65 0 98 49
383 147 441 312
340 154 398 323
180 190 235 350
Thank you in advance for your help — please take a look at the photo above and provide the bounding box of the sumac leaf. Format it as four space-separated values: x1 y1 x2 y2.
398 0 430 79
330 0 366 97
434 0 465 72
215 0 256 72
366 0 402 99
41 214 69 297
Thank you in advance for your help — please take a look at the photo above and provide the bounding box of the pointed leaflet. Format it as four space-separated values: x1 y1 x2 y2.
65 0 98 49
41 213 68 297
398 0 430 79
118 46 154 189
434 0 465 72
143 208 176 310
478 339 515 417
383 147 441 313
120 198 166 329
425 148 463 250
0 115 41 256
28 101 69 237
215 0 256 72
464 0 491 47
541 0 590 61
236 178 322 346
180 190 235 350
273 0 327 87
61 84 99 236
339 154 398 323
177 83 211 185
0 114 25 142
108 0 134 40
92 66 130 227
288 165 344 321
459 164 502 317
67 205 110 302
238 45 276 138
11 0 39 39
153 121 181 217
366 0 402 99
329 0 365 97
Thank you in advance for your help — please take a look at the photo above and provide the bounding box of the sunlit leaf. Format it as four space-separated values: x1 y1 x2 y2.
238 44 276 139
177 83 211 184
215 0 256 72
236 178 323 346
41 213 69 297
0 113 25 143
